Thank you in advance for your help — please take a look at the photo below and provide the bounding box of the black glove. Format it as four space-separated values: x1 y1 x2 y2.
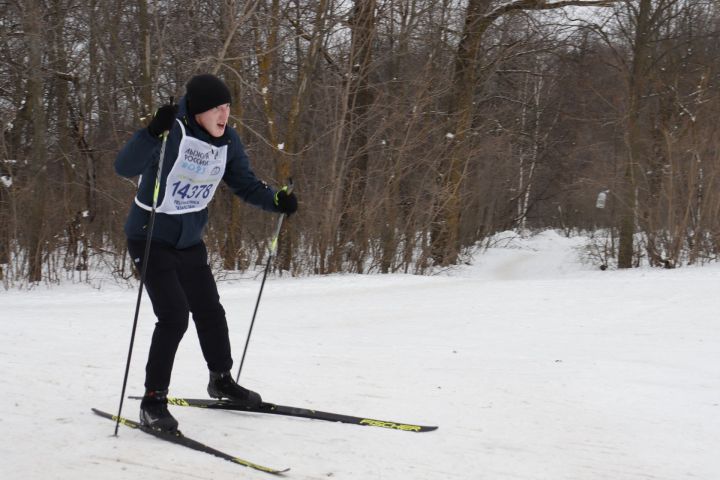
147 104 178 137
274 187 298 215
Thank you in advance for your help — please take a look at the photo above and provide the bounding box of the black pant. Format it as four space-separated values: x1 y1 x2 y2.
127 239 233 391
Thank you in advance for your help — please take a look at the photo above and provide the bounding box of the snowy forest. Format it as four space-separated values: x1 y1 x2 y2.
1 0 719 286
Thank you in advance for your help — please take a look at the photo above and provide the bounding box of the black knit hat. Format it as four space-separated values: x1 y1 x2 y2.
186 74 232 115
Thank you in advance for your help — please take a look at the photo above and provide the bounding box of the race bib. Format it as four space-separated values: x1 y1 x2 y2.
152 121 227 214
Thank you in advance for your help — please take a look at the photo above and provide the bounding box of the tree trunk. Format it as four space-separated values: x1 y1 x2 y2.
338 0 377 273
619 0 653 268
277 0 329 272
431 0 492 266
24 0 47 282
138 0 153 115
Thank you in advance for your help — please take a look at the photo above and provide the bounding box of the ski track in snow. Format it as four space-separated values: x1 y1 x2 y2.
1 231 719 479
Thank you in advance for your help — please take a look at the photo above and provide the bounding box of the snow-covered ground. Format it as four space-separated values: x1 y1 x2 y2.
2 231 719 480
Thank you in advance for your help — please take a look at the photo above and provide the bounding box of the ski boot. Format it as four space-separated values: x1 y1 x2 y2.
207 371 262 408
139 389 179 432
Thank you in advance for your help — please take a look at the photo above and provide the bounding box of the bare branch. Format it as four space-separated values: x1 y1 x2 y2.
485 0 618 22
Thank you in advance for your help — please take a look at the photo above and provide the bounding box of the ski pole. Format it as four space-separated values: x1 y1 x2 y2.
235 180 293 382
114 127 171 436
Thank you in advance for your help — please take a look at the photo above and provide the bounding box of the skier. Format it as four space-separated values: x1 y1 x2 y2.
115 73 297 432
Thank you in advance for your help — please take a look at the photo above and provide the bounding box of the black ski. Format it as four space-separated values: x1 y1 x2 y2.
92 408 289 475
129 396 438 432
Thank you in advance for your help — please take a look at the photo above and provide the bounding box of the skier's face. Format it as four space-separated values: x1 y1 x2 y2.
195 103 230 138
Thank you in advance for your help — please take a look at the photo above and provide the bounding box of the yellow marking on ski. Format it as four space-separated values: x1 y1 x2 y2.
108 413 139 429
359 418 422 432
167 397 192 407
233 457 280 473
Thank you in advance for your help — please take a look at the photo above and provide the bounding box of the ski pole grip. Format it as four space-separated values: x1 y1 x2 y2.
161 96 175 136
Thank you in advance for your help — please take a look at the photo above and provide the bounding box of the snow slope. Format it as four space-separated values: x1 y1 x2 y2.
1 230 719 479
